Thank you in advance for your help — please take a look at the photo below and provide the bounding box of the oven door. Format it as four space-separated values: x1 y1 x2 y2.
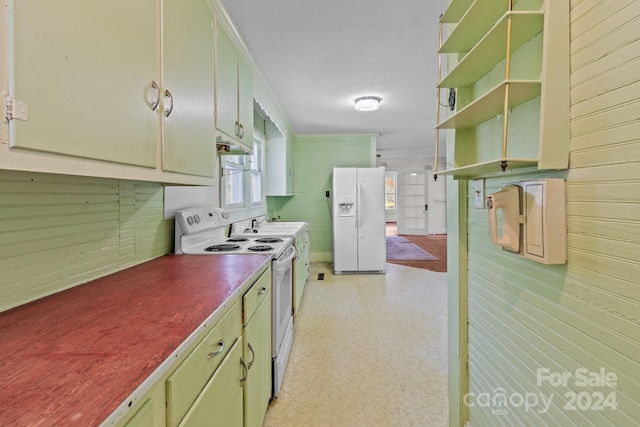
272 245 295 357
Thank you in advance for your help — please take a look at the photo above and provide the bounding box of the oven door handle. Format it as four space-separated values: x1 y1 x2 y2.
274 246 296 267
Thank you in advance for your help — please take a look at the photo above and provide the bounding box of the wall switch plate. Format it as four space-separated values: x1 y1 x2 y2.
472 179 485 208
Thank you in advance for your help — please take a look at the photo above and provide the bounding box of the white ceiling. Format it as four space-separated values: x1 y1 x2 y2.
222 0 448 159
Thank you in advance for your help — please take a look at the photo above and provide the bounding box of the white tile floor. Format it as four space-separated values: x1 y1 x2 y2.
263 262 449 427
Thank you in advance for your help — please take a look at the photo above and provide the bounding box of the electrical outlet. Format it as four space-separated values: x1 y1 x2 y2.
472 179 485 209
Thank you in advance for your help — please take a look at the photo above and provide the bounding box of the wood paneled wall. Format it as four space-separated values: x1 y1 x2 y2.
0 170 173 312
463 1 640 425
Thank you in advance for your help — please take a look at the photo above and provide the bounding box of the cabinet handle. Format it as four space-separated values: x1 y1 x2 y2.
258 287 267 295
164 89 174 117
240 357 249 383
235 121 240 138
149 81 160 111
207 339 225 359
238 123 245 139
247 342 256 369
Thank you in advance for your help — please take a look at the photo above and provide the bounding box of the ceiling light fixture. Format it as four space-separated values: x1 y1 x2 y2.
354 96 382 111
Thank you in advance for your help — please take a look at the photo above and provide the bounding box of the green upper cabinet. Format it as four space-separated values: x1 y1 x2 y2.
162 0 216 177
7 0 217 180
8 0 158 167
214 19 254 154
237 55 254 151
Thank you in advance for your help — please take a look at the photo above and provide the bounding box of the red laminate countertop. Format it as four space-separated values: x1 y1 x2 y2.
0 254 271 426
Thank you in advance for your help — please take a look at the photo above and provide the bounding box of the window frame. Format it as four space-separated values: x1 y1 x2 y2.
222 154 245 210
247 132 265 207
220 130 266 211
385 172 398 213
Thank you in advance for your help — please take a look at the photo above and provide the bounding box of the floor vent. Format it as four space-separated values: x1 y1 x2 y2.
317 273 325 280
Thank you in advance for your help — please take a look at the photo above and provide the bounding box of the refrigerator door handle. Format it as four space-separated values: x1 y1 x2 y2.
357 183 361 229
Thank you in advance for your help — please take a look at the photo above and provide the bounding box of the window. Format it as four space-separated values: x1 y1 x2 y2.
385 173 397 212
221 132 265 210
223 155 245 209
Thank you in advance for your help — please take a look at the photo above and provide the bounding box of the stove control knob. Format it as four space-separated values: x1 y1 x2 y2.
187 216 195 225
194 214 201 223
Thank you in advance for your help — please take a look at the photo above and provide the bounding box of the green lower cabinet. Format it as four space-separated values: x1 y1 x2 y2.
293 237 309 316
243 296 272 427
178 337 245 427
166 302 242 426
123 399 153 427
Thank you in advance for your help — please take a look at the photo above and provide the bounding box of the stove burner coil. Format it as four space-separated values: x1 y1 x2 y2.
247 245 274 252
205 244 241 252
227 237 249 242
255 237 283 243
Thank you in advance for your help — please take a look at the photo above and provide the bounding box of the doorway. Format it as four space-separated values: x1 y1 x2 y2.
397 170 428 235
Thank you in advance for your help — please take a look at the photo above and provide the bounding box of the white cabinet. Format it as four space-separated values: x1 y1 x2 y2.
265 120 295 196
214 18 254 154
5 0 217 180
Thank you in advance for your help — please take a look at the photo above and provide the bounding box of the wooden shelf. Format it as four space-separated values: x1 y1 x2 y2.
440 0 474 23
436 80 541 129
436 158 539 178
439 0 506 54
439 12 544 88
433 0 569 177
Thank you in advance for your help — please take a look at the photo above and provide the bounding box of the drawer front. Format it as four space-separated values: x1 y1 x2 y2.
166 301 242 427
242 267 272 326
178 337 244 427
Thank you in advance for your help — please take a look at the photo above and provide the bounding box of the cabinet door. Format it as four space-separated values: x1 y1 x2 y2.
166 302 242 427
162 0 215 177
294 235 309 314
243 298 272 427
237 55 254 152
214 21 239 141
179 337 244 427
285 132 295 194
9 0 158 167
123 398 153 427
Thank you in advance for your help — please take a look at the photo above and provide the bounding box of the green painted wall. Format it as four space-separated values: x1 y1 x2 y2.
0 170 173 312
267 134 374 262
456 1 640 425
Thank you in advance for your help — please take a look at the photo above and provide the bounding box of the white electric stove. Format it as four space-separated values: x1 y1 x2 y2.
175 208 293 258
174 207 295 398
230 216 310 322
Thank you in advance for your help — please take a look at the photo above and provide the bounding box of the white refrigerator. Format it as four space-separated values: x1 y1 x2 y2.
332 166 386 274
